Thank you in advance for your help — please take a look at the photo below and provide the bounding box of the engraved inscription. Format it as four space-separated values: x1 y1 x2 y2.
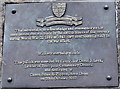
9 26 110 44
14 59 104 81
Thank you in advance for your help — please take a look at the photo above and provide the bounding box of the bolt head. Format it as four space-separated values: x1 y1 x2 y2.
104 5 109 10
11 9 16 14
106 75 112 81
7 77 12 83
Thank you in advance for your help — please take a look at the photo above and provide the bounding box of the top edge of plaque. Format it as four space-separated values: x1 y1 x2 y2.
4 0 115 3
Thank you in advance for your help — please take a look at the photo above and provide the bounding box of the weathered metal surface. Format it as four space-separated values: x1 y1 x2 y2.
2 2 118 88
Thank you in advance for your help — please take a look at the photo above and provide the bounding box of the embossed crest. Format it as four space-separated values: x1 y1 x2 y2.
52 3 66 17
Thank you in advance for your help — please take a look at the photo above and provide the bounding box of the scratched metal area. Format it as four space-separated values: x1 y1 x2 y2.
2 2 118 88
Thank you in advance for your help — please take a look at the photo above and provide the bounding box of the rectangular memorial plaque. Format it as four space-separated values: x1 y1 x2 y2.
2 2 118 88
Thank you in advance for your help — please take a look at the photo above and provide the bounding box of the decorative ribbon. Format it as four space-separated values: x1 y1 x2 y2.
36 15 82 27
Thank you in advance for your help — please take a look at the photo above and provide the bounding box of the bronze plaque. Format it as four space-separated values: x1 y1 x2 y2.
2 2 118 88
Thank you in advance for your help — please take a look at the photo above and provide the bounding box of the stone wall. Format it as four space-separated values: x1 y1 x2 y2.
0 0 119 89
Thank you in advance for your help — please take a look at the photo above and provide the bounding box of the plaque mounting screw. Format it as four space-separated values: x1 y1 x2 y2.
106 75 112 81
7 77 12 83
104 5 109 10
11 9 16 14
